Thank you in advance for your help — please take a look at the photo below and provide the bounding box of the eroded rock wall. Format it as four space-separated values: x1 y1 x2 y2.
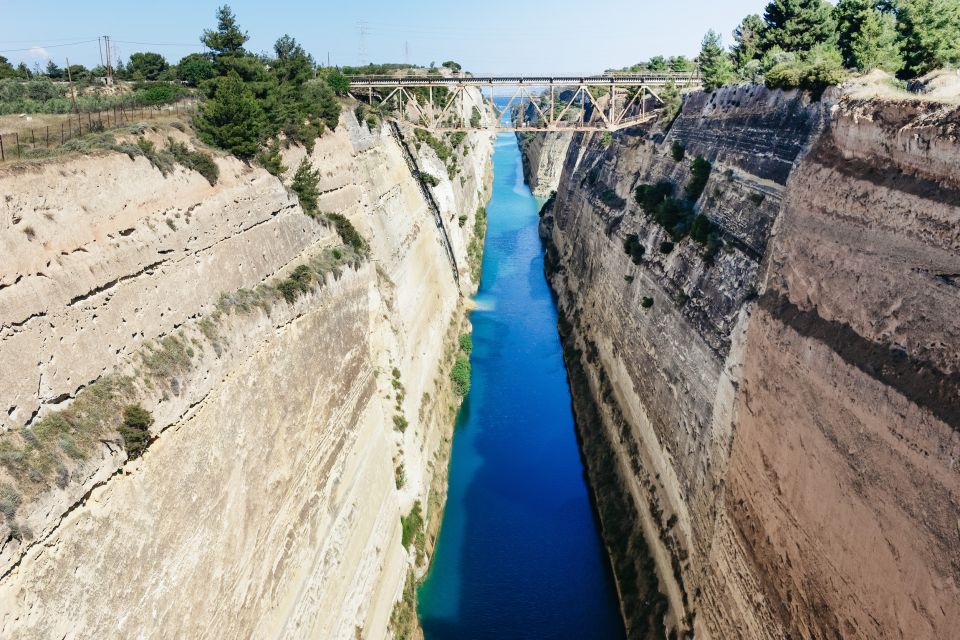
517 130 573 198
0 104 492 639
539 86 960 639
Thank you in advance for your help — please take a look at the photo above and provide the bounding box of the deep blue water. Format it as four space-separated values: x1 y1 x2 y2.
417 132 625 639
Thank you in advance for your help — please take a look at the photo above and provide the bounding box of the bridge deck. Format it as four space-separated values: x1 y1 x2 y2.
348 73 700 87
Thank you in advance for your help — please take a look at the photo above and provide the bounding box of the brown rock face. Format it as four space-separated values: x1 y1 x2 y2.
540 86 960 639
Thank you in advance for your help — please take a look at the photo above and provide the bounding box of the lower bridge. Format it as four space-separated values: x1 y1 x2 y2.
348 73 701 132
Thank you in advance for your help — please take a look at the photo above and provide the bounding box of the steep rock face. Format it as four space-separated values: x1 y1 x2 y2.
539 86 959 639
517 131 573 198
0 106 492 638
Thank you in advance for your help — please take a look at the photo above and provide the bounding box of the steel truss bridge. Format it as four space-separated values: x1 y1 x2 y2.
348 73 701 132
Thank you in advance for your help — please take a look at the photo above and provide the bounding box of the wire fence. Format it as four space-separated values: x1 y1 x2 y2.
0 98 199 162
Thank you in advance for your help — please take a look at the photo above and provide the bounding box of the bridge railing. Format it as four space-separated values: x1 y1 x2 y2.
347 72 701 87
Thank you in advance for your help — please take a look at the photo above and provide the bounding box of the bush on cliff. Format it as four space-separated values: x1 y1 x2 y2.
623 234 646 265
120 404 154 459
291 158 320 216
326 212 369 254
195 70 265 160
451 356 471 396
168 139 220 185
277 265 313 303
685 155 712 201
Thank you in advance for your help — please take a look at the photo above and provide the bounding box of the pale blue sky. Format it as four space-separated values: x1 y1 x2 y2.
3 0 769 74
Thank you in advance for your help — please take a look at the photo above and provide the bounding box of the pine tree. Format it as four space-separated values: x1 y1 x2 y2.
853 9 904 72
761 0 838 53
195 71 265 159
896 0 960 76
291 159 321 216
732 14 767 72
699 30 736 91
201 5 249 57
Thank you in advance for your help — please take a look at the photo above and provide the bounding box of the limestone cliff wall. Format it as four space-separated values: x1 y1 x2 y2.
517 131 573 198
0 103 492 638
539 85 959 639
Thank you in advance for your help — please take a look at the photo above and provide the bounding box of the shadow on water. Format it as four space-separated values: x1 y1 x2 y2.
417 131 625 640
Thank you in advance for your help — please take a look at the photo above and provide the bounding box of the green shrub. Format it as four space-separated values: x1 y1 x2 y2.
120 404 154 459
134 83 185 105
257 139 287 177
0 483 21 521
278 264 313 303
458 333 473 354
168 139 219 185
400 500 424 548
670 141 686 161
659 241 675 254
764 43 847 100
690 215 713 245
394 462 405 489
634 182 674 214
420 172 440 187
685 156 712 201
136 138 175 175
451 356 471 396
641 297 654 309
393 415 409 433
414 128 452 162
291 158 320 215
623 234 645 265
600 131 613 147
326 212 369 254
749 192 765 205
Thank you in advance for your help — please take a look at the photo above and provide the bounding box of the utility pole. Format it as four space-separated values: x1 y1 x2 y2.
103 35 113 85
65 58 79 114
98 37 104 69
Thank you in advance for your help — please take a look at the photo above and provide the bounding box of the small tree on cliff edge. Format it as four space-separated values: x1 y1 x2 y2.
699 30 735 91
195 70 265 159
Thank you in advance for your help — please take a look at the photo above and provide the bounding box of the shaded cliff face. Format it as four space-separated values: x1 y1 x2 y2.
517 131 573 198
0 106 492 638
538 86 960 639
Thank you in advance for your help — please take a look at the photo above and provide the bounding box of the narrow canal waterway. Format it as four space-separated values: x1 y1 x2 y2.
417 132 625 639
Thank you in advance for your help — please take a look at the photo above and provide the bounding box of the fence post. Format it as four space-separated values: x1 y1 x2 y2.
14 133 20 158
31 129 36 146
46 126 49 148
61 122 65 145
1 134 5 161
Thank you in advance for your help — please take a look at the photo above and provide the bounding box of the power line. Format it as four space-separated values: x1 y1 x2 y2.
0 39 98 53
111 39 204 47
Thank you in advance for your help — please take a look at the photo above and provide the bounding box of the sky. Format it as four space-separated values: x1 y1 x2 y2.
2 0 770 75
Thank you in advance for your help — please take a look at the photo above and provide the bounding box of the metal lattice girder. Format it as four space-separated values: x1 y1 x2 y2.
351 72 697 132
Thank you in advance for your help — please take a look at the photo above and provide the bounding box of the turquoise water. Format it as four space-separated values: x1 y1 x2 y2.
417 132 625 639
